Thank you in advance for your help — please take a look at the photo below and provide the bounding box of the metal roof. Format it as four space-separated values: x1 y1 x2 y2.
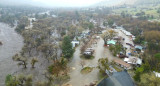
97 71 135 86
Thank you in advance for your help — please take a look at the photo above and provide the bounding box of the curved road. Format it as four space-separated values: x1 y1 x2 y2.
0 23 24 85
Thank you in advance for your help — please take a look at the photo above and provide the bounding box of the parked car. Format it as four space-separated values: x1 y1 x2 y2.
126 43 134 47
118 54 128 58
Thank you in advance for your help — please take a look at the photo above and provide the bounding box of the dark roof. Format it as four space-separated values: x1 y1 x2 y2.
97 71 135 86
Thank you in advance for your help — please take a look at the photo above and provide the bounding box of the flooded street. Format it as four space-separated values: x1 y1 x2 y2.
66 38 115 86
0 23 24 85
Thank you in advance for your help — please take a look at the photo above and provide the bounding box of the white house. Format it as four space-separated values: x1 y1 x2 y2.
71 41 80 48
124 56 142 65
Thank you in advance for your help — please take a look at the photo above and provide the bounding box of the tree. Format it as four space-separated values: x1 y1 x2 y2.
138 73 160 86
88 22 94 30
154 53 160 60
5 74 33 86
134 67 144 82
38 43 55 60
31 57 38 68
97 58 109 75
108 19 114 27
12 54 28 68
5 74 18 86
62 36 74 59
108 30 117 39
48 58 68 77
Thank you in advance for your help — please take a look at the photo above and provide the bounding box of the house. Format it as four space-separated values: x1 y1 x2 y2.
124 56 142 65
113 36 121 40
153 71 160 78
97 71 135 86
114 59 132 70
71 41 80 48
121 29 132 36
95 36 100 39
107 40 116 45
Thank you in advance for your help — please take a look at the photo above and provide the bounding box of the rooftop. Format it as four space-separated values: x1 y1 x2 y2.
107 40 116 45
124 57 142 65
114 59 131 68
97 71 135 86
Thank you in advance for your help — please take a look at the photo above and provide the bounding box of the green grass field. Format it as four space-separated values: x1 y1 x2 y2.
113 4 160 19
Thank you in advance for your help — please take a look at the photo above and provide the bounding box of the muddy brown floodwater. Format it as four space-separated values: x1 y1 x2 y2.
0 23 24 85
66 37 115 86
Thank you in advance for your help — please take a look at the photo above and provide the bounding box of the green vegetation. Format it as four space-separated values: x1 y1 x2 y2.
97 58 109 75
109 44 123 56
80 55 95 60
5 74 32 86
30 57 38 68
12 54 28 68
112 65 122 72
62 36 74 59
138 73 160 86
81 67 93 74
2 1 160 85
154 53 160 60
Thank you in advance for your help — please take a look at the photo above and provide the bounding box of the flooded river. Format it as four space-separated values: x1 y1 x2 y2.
0 23 24 85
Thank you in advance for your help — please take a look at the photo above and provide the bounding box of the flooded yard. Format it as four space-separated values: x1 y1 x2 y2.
0 23 24 85
66 38 115 86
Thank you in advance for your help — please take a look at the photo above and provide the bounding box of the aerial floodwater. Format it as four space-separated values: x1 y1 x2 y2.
0 23 23 85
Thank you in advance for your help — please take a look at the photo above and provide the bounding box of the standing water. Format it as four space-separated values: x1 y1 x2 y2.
0 23 24 85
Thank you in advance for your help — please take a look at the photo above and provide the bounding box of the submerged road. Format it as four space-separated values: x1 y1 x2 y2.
0 23 24 85
66 37 115 86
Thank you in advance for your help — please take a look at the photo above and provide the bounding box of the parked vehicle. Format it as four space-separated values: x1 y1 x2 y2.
126 43 134 47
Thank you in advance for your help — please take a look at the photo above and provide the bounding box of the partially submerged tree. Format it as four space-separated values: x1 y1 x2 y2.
31 57 38 68
12 54 28 68
38 43 55 61
80 60 86 68
48 58 68 77
5 74 32 86
97 58 109 75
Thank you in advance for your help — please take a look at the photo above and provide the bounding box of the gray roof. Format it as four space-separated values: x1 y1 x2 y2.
97 71 135 86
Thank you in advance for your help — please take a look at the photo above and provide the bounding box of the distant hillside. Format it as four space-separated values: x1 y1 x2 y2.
93 0 137 7
124 0 137 5
135 0 160 5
